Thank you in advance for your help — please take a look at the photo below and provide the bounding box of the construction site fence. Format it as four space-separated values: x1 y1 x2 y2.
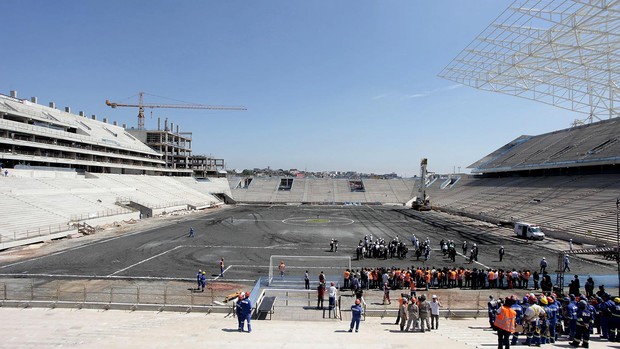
0 279 241 313
0 223 73 243
256 287 509 318
69 207 134 222
0 278 523 317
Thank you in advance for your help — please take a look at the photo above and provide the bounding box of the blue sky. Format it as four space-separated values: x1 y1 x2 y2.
1 1 579 176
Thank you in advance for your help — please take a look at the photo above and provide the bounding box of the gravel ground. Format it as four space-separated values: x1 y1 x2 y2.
0 204 616 308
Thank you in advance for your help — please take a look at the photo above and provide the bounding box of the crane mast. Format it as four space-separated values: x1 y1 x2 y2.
105 92 246 129
411 158 431 211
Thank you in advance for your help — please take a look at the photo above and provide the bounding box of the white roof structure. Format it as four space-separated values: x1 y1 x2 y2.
439 0 620 121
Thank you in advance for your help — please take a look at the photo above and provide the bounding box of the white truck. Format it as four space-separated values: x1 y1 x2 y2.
514 222 545 240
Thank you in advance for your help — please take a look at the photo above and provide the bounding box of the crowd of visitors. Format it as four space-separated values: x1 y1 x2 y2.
355 234 409 260
487 285 620 348
340 265 556 293
335 263 619 346
340 269 620 346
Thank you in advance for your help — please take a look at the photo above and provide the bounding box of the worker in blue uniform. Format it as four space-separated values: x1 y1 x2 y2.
609 297 620 342
349 298 364 332
570 300 594 348
545 296 560 343
510 296 524 346
239 292 253 332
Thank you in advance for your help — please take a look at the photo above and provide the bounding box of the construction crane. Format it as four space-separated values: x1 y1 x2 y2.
105 92 246 129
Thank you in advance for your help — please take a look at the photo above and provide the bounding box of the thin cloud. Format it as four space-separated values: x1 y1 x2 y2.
405 84 462 99
371 93 390 100
407 93 429 99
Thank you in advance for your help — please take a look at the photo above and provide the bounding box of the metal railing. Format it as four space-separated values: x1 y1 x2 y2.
0 279 235 312
258 287 499 318
69 208 133 222
1 207 136 243
0 277 522 319
1 223 74 242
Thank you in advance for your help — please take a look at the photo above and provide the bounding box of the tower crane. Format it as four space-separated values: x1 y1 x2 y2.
105 92 246 129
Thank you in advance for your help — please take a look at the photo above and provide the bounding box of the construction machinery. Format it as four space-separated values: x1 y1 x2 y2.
410 158 431 211
105 92 246 129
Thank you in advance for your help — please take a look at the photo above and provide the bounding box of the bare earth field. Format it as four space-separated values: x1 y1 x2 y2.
0 205 616 310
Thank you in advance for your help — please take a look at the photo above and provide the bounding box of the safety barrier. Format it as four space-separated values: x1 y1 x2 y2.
0 223 73 243
0 278 522 318
0 279 239 313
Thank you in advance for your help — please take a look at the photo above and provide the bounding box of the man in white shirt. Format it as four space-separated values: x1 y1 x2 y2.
430 295 442 329
539 257 547 274
328 282 339 318
328 282 337 310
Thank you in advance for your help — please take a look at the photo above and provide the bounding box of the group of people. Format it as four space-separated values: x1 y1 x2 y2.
195 269 207 292
395 293 442 332
234 291 253 332
340 265 556 294
489 286 620 348
439 239 460 262
351 233 578 277
315 276 339 314
342 276 444 334
316 272 364 330
412 235 482 263
355 235 409 260
193 258 226 291
329 239 339 252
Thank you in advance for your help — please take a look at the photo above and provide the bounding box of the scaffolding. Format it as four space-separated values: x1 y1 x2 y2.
555 246 618 290
439 0 620 122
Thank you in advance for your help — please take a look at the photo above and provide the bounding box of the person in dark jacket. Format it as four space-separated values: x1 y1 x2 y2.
584 277 594 298
570 300 594 347
317 282 325 309
196 269 202 290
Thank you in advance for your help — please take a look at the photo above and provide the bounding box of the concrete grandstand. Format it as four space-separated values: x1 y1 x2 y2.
0 1 620 348
229 176 416 205
468 118 620 175
0 90 233 249
0 168 230 249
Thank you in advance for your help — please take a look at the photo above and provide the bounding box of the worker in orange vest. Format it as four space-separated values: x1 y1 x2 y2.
494 296 517 349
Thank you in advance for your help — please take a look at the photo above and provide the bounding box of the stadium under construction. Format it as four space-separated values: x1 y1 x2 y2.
0 0 619 329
